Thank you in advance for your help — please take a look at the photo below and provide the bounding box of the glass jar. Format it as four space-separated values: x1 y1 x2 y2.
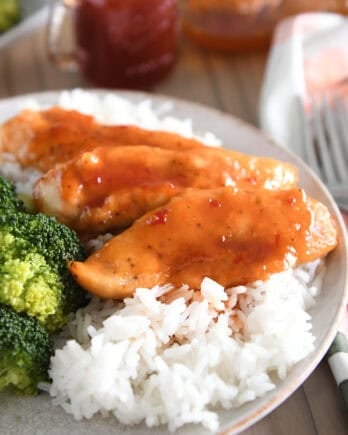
48 0 179 89
75 0 179 88
181 0 348 51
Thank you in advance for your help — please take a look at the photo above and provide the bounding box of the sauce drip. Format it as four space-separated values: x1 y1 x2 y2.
146 209 169 225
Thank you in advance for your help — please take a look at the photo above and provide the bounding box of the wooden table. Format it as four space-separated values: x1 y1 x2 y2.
0 18 347 435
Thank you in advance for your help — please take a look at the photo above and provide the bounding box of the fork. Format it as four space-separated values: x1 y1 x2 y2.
297 94 348 410
297 93 348 211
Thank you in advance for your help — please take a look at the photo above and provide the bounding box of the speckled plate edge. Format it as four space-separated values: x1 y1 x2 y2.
0 89 347 435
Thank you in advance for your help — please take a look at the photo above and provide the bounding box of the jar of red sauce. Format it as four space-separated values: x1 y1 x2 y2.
48 0 179 89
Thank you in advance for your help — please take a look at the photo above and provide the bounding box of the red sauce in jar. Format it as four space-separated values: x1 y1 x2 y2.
75 0 179 88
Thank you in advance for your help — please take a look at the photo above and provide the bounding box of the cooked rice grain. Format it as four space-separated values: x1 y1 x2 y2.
48 262 323 432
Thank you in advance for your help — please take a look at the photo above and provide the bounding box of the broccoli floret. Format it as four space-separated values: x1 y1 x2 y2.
6 211 86 274
0 177 87 332
0 175 24 214
0 232 67 331
0 304 53 395
0 0 20 32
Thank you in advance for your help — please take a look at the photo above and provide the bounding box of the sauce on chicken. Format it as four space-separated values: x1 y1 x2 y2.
69 187 337 299
33 145 298 232
0 107 338 300
0 107 205 172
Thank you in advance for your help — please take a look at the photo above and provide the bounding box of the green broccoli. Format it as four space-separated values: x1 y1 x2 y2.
0 0 20 32
0 304 53 395
0 176 88 332
0 175 24 214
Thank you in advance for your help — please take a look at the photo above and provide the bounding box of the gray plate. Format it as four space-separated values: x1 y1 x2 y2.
0 90 347 435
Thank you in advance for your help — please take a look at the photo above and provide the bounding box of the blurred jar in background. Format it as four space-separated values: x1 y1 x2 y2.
181 0 348 51
48 0 179 89
76 0 179 88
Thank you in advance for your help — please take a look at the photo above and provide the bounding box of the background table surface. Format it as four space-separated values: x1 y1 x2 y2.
0 13 347 435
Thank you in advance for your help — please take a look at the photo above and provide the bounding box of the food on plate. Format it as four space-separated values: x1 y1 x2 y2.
0 0 20 32
69 187 337 299
34 144 298 232
0 176 87 332
0 174 24 213
48 265 322 430
0 107 205 172
0 91 340 432
0 304 53 395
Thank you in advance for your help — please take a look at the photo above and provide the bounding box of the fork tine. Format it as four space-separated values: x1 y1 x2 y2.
335 95 348 164
296 95 348 209
322 95 348 183
297 97 321 176
311 97 337 185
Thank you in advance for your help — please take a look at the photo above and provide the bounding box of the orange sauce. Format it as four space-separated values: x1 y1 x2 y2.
51 143 298 232
0 107 205 172
69 187 338 299
182 0 348 52
183 21 272 52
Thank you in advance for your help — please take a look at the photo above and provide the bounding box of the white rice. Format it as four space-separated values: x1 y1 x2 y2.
48 261 323 433
0 153 42 197
22 88 222 146
0 90 324 433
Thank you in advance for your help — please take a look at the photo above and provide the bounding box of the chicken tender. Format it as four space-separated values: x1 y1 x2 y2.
0 107 204 172
69 187 337 299
34 145 298 233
